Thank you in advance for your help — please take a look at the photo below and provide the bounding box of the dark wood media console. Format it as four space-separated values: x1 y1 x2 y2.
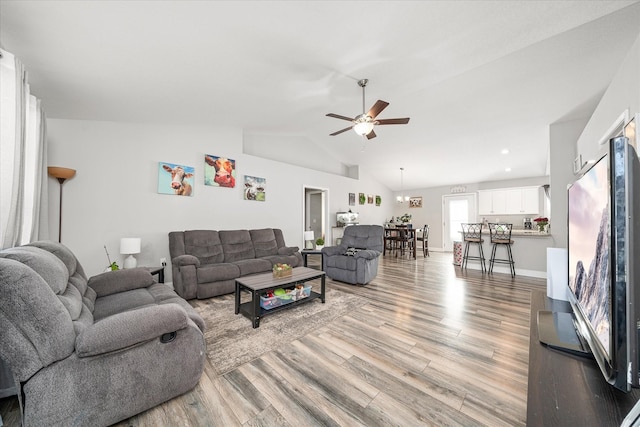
527 290 640 426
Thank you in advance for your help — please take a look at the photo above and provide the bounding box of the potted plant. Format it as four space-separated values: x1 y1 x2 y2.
534 217 549 232
315 237 325 250
398 213 412 224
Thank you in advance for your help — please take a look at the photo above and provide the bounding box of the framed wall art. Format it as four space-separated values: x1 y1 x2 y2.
158 162 194 196
244 175 266 201
204 154 236 188
409 196 422 208
359 193 366 205
375 195 381 206
349 193 355 206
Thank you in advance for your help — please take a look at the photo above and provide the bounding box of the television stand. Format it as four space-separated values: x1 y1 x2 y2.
527 290 640 426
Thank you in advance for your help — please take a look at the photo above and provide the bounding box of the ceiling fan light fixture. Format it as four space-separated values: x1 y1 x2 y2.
353 120 374 136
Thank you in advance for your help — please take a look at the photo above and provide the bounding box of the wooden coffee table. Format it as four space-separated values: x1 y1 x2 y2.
234 267 326 328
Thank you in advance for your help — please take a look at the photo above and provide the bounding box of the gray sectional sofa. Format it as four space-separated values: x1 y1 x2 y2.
0 241 206 427
169 228 303 299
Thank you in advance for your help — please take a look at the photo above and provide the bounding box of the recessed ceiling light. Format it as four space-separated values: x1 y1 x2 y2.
501 149 509 155
505 167 512 172
587 159 596 164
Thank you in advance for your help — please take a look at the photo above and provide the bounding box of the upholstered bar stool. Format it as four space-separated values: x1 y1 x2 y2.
488 223 515 277
461 223 486 272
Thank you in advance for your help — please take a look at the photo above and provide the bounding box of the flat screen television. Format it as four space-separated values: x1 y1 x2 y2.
538 136 640 392
564 136 640 392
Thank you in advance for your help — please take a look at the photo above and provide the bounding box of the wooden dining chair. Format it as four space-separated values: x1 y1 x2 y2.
417 224 429 257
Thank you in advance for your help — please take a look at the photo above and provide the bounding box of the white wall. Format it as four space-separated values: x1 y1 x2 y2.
577 33 640 162
549 117 589 249
46 119 394 278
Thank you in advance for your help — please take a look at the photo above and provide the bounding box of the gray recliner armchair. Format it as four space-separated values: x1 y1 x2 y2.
0 241 206 427
322 225 384 285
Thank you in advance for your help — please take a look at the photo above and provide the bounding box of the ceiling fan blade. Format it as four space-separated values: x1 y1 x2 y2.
376 118 410 125
330 126 354 136
366 130 377 140
326 113 355 122
367 100 389 119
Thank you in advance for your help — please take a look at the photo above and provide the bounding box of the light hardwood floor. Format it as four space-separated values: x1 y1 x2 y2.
0 251 546 426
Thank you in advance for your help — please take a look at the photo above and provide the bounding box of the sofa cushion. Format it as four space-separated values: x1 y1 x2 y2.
184 230 224 264
250 228 279 257
233 258 272 276
325 254 357 270
220 230 255 262
197 263 240 283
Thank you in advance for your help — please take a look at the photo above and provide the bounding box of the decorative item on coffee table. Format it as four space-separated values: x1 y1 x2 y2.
273 263 292 278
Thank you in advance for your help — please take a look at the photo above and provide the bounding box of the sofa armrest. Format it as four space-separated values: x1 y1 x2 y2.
75 304 189 358
277 246 299 256
172 254 200 268
354 249 381 260
321 246 344 256
88 268 155 297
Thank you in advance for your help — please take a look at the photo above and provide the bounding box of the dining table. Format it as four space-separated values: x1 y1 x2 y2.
383 226 417 259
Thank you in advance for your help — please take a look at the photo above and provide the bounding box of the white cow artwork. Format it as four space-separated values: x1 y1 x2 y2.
243 175 266 201
158 162 194 196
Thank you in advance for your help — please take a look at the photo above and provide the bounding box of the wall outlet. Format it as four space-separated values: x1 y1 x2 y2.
160 257 167 266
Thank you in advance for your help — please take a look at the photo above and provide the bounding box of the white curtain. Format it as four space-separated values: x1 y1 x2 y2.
0 49 49 249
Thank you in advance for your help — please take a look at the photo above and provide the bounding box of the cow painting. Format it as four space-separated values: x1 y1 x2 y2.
244 175 266 201
204 155 236 188
158 163 194 196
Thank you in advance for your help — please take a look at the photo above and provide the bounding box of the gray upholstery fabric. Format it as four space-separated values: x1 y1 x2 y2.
322 225 383 285
169 228 303 299
220 230 255 262
0 241 206 427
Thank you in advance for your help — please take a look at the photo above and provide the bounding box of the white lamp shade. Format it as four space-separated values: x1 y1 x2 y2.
120 238 141 255
304 231 315 241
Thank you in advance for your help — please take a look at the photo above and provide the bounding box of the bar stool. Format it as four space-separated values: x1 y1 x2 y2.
461 223 486 272
488 223 515 277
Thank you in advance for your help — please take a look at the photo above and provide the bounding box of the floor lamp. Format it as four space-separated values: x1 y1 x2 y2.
48 166 76 242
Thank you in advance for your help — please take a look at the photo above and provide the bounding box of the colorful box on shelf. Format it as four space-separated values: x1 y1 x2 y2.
260 285 312 310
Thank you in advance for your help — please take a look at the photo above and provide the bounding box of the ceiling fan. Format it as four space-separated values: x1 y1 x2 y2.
326 79 410 140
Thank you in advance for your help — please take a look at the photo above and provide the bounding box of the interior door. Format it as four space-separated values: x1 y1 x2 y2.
443 194 477 251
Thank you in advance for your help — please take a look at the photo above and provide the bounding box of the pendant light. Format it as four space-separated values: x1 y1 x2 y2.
396 167 410 203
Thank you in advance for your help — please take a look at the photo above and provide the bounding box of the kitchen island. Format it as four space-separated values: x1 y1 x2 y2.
459 229 556 278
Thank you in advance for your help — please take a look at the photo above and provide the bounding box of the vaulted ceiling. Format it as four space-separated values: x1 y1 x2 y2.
2 1 639 190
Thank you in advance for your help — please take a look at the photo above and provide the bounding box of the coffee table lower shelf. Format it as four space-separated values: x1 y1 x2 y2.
238 290 322 323
234 267 326 328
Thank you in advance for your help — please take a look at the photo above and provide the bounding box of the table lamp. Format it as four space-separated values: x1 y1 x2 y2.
304 231 315 250
120 237 141 268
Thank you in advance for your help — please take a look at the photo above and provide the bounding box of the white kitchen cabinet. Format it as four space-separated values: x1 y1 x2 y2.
478 186 541 215
478 190 494 215
521 187 541 214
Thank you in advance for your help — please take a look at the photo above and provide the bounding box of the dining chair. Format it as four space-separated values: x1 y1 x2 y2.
417 224 429 257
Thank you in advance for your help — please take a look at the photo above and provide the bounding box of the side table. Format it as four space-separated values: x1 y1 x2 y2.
144 266 165 283
301 250 323 270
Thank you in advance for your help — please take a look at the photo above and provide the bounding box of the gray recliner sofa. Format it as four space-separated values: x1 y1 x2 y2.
0 241 206 427
322 225 384 285
169 228 303 300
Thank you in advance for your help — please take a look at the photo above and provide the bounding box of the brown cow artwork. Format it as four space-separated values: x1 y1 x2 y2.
204 154 236 188
158 162 194 196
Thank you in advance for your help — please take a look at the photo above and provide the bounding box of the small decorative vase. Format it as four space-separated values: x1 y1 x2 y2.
538 223 547 232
